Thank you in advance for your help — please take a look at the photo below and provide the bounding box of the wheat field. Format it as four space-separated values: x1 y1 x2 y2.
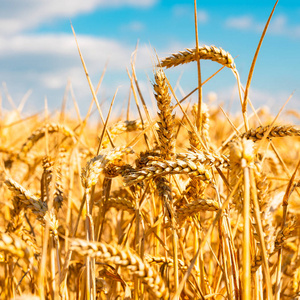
0 2 300 300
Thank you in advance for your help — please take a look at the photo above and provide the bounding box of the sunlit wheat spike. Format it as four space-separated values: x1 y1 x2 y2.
44 209 59 240
103 160 126 178
0 232 35 264
18 123 77 158
176 151 229 168
124 158 211 186
41 153 65 211
81 146 134 189
191 103 211 145
160 45 235 69
188 130 202 151
154 69 176 160
176 198 219 224
182 177 207 202
5 194 40 257
4 177 37 205
102 119 147 148
70 239 168 299
5 177 48 219
242 125 300 141
154 176 174 219
5 195 25 234
272 219 296 254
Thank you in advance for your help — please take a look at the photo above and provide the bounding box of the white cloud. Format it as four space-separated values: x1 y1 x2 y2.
269 15 300 38
225 14 300 39
0 0 157 35
0 33 152 69
121 21 145 32
269 15 287 35
172 4 191 17
0 33 156 113
217 85 300 115
197 10 209 23
226 16 252 29
225 15 263 31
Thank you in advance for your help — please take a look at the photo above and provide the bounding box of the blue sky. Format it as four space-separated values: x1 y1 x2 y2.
0 0 299 120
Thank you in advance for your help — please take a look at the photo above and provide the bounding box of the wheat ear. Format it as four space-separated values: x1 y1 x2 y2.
81 147 134 189
191 103 211 145
124 158 211 186
176 198 219 224
272 219 296 254
70 239 168 299
154 69 176 160
0 232 35 265
160 45 235 69
102 119 146 148
5 177 47 220
242 125 300 141
19 123 77 158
